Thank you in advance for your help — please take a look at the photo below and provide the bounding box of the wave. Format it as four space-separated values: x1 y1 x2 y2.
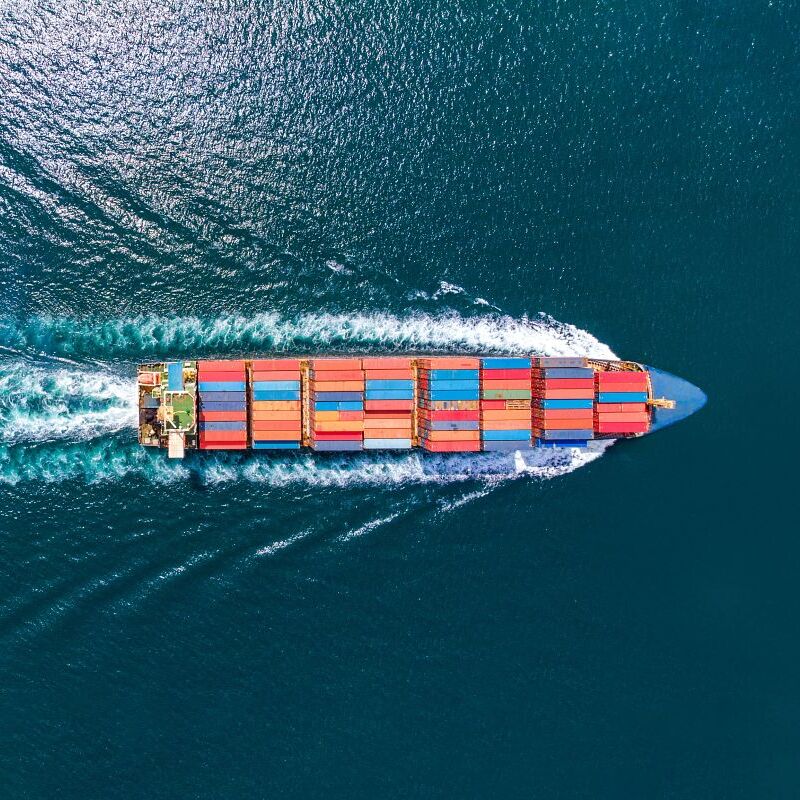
0 361 137 445
0 439 611 487
0 310 617 360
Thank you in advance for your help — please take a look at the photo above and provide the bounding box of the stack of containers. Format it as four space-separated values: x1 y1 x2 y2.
531 357 595 447
417 357 481 452
309 358 364 452
479 357 533 451
250 359 302 450
197 360 247 450
594 370 650 435
363 357 414 449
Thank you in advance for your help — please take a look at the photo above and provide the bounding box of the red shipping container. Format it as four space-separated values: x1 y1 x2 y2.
199 431 247 443
361 357 413 369
364 400 414 411
251 359 302 371
480 368 531 380
251 370 300 381
594 403 647 414
199 411 247 422
595 421 650 434
197 370 247 382
421 441 482 452
595 371 648 385
480 400 507 410
312 432 363 441
595 383 649 394
310 358 362 370
535 389 595 400
532 379 595 389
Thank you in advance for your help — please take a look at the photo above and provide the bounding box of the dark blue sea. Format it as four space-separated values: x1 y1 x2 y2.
1 1 798 797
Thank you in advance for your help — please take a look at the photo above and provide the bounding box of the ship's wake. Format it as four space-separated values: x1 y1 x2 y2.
0 310 616 360
0 308 617 485
0 361 137 445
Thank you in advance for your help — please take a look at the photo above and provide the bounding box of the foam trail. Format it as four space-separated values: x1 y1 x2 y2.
0 441 612 487
0 361 136 444
0 312 617 359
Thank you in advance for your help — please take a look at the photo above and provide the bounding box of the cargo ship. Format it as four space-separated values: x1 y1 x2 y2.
137 357 705 458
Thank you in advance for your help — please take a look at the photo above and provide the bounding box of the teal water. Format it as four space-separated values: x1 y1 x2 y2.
1 1 798 797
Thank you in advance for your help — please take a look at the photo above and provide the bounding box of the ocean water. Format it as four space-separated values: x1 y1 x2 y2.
1 1 798 797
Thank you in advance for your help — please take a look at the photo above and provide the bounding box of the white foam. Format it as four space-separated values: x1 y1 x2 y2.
0 311 618 359
0 362 137 445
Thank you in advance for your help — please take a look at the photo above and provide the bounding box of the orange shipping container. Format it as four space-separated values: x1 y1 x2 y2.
198 360 246 371
311 421 365 432
363 428 411 439
251 421 302 431
591 412 649 423
532 419 594 430
314 411 365 421
199 430 247 442
418 358 480 369
532 408 595 420
481 419 533 430
310 359 362 370
310 370 363 380
421 430 480 442
251 359 302 371
363 369 414 379
311 380 365 391
594 402 647 414
251 410 302 421
361 357 413 369
252 400 301 411
363 418 413 429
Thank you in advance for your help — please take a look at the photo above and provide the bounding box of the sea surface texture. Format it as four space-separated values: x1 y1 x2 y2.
0 2 797 798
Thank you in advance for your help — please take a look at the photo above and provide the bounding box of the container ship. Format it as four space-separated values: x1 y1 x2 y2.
137 357 706 458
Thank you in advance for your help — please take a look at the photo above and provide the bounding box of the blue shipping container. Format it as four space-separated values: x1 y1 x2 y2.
313 391 364 402
198 381 246 392
481 429 532 441
199 421 247 432
482 440 533 451
252 380 301 391
198 401 247 412
538 399 594 409
537 429 594 440
253 390 301 401
422 379 479 390
536 368 594 379
536 439 589 448
480 357 531 369
365 380 413 390
364 390 414 400
311 441 364 452
314 401 364 411
427 369 479 380
252 441 302 450
199 391 246 402
420 390 480 401
597 392 648 403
